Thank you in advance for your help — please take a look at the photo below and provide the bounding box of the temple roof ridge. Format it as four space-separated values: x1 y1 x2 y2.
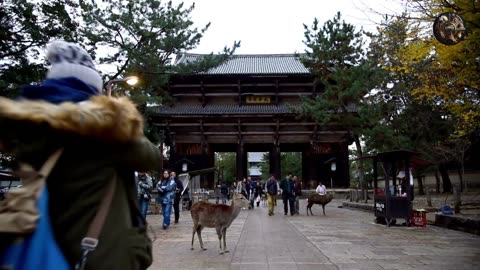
174 53 311 75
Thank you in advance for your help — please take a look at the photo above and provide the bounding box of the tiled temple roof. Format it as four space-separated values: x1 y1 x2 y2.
174 53 311 75
150 103 357 116
151 103 298 116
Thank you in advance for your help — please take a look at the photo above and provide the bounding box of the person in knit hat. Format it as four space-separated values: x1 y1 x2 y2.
0 40 160 270
20 40 103 103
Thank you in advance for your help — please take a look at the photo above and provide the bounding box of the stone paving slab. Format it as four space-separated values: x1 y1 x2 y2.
148 199 480 270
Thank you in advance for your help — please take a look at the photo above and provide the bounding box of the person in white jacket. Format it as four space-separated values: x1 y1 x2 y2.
316 181 327 195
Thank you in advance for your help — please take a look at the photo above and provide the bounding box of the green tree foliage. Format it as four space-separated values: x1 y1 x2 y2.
281 152 302 180
366 15 439 152
215 152 236 185
259 153 270 180
1 0 239 103
299 12 382 156
366 1 480 192
299 12 382 198
403 0 480 139
259 152 302 181
0 0 79 97
79 0 240 142
79 0 239 102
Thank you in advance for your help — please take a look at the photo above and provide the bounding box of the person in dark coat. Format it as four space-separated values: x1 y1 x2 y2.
171 171 183 224
0 40 161 269
136 172 153 219
220 181 229 204
265 175 279 216
255 180 264 207
293 175 302 215
280 174 295 215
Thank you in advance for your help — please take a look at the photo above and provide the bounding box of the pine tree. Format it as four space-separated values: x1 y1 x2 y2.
299 12 381 200
0 0 80 97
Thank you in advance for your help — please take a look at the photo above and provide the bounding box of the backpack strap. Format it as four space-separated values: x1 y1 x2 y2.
15 148 64 198
75 173 116 270
37 149 64 183
0 149 64 234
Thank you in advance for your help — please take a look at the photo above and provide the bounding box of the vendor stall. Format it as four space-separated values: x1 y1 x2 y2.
373 150 416 227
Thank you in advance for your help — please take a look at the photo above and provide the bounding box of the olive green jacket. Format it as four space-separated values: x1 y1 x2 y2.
0 95 161 269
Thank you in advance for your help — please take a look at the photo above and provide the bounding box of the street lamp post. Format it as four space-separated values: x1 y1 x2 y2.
106 76 139 96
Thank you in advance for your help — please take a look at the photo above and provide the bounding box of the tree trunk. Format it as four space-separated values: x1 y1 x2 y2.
352 133 368 203
426 187 432 207
453 184 461 214
434 169 441 193
457 164 464 193
439 163 452 193
417 173 425 195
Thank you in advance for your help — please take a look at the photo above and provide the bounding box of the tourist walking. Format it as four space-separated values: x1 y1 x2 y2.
171 171 183 224
157 170 176 229
293 176 302 215
280 174 295 215
255 180 264 207
247 176 256 209
265 175 279 216
220 181 229 204
137 172 153 219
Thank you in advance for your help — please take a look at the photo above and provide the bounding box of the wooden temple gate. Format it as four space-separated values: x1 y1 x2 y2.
150 54 353 189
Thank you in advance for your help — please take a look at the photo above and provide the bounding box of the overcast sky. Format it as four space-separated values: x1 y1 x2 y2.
172 0 405 55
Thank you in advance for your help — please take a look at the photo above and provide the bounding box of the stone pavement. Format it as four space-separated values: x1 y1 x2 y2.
147 199 480 270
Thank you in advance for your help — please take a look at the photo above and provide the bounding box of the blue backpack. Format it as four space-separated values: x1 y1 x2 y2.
0 149 69 270
1 187 70 270
0 149 115 270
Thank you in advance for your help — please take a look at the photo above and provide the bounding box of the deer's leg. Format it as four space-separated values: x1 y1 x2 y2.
191 224 197 250
322 204 326 216
197 225 207 251
308 203 314 216
222 227 229 253
216 227 224 254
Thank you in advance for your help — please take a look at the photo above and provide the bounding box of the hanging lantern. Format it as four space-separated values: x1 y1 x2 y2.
182 162 188 172
330 162 336 172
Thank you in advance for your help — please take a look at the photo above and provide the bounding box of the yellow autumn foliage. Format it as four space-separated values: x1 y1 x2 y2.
405 0 480 138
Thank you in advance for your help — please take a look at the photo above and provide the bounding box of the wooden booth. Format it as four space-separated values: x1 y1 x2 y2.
373 150 417 227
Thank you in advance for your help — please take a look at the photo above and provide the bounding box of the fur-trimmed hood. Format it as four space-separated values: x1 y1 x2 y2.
0 95 144 142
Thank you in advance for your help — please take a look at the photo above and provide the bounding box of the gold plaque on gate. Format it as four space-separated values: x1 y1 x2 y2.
246 96 271 104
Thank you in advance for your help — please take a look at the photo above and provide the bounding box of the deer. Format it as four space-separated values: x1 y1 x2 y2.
306 193 334 216
190 192 249 254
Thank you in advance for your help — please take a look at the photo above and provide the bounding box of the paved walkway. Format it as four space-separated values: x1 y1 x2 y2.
148 199 480 270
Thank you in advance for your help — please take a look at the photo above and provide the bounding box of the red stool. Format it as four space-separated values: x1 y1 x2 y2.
411 209 427 227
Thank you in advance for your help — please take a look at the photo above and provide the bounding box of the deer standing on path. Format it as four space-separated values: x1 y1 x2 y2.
306 193 334 216
190 192 249 254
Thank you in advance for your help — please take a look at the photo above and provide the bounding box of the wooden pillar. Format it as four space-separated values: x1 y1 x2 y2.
302 146 316 189
205 150 215 189
236 140 247 180
302 150 308 188
169 132 176 171
269 144 281 180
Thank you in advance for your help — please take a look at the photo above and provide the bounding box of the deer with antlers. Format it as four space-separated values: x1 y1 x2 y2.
190 192 249 254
